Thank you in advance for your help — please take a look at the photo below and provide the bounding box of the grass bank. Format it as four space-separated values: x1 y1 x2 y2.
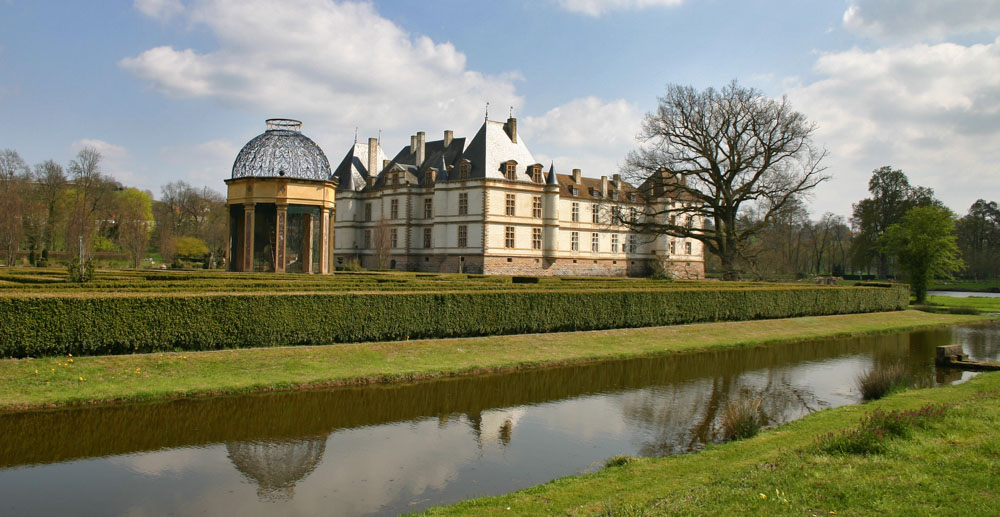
421 371 1000 516
0 310 986 412
925 294 1000 314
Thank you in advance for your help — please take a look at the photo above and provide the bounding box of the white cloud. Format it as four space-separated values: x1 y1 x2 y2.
843 0 1000 41
788 37 1000 217
555 0 683 17
522 96 641 177
134 0 185 21
69 139 137 184
122 0 521 144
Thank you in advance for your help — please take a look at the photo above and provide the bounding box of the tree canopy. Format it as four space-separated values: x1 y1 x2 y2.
882 205 963 304
621 81 828 280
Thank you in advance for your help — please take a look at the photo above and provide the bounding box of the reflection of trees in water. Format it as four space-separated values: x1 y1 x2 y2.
623 368 829 457
226 437 327 501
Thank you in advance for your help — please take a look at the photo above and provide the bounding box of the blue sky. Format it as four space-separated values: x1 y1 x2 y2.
1 0 998 219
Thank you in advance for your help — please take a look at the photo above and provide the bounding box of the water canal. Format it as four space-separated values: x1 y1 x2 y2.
2 322 999 516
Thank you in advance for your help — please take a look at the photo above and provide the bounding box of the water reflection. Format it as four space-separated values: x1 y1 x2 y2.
0 322 997 517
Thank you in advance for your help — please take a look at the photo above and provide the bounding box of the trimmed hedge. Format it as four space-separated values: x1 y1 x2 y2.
0 285 909 358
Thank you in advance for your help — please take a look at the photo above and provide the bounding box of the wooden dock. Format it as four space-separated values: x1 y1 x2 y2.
936 345 1000 371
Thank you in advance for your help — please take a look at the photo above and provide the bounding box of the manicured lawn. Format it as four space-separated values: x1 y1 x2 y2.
925 295 1000 314
0 310 986 412
421 371 1000 516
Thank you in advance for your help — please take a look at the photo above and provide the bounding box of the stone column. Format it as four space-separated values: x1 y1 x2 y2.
243 203 255 272
275 204 288 272
320 207 331 274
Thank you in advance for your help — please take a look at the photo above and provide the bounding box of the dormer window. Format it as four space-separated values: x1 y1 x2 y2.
610 191 618 201
459 160 471 179
628 193 636 202
530 164 543 183
504 160 518 180
569 186 578 196
590 188 601 198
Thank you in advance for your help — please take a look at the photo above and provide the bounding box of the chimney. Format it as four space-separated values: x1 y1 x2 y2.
416 131 426 166
367 138 378 176
444 130 453 147
505 117 517 143
601 176 608 197
383 159 390 169
613 173 622 191
572 169 581 184
410 135 417 159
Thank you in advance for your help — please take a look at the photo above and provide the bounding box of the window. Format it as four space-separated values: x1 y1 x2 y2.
569 186 578 196
458 193 468 215
505 226 515 248
592 204 600 223
423 227 432 248
459 161 470 179
504 161 517 180
686 241 693 255
532 196 542 218
364 229 372 249
628 234 636 253
390 228 398 248
505 193 516 216
364 203 372 222
532 228 542 249
611 234 619 253
531 166 542 183
571 202 579 222
390 199 399 219
458 225 468 247
571 231 579 251
424 198 433 219
592 232 599 253
670 240 676 254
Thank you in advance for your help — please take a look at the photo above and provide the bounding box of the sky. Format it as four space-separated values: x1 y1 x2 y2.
1 0 998 220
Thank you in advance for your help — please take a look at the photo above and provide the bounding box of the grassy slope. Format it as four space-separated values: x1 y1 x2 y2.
422 371 1000 516
926 295 1000 313
0 310 986 412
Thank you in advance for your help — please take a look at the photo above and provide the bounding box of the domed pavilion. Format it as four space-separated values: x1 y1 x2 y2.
226 119 337 273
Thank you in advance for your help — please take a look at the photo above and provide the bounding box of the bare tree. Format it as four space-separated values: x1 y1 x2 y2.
0 149 30 265
33 160 67 253
622 81 829 280
373 217 392 270
66 147 118 257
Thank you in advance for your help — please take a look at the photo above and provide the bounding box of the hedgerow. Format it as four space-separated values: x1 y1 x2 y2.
0 285 908 358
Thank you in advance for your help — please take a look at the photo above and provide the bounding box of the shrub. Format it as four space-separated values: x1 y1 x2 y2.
341 259 364 272
720 394 765 441
512 276 540 284
603 455 635 468
816 405 948 455
856 363 908 401
0 284 909 358
66 258 95 283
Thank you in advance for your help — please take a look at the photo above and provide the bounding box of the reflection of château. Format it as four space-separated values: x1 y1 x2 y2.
225 117 705 277
226 437 328 501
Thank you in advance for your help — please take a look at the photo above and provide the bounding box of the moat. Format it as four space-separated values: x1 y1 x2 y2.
1 322 998 517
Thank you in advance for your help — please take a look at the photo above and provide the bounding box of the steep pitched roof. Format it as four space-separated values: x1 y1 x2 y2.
460 119 535 180
332 141 387 191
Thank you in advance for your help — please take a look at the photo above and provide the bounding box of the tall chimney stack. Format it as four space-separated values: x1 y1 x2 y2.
444 130 453 147
410 135 417 160
601 176 608 197
505 117 517 143
367 138 378 176
416 131 426 166
613 173 622 191
572 169 581 184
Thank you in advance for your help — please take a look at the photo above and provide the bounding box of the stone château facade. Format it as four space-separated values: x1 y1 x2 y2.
331 116 705 278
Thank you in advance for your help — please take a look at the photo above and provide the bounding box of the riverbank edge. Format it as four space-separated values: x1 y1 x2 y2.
0 310 990 413
420 371 1000 516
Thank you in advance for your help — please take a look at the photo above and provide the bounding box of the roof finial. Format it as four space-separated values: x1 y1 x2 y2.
509 105 513 118
378 129 381 144
485 102 489 121
354 126 358 144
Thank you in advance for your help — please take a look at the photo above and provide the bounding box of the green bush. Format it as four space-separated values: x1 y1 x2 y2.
0 284 909 358
816 405 948 455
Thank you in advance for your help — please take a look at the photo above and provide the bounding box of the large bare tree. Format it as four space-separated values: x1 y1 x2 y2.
622 81 828 280
0 149 30 265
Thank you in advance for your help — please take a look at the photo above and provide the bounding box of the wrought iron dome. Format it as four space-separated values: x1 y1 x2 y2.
231 119 333 180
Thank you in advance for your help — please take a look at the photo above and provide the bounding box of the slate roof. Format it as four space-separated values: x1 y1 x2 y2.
332 140 387 191
460 119 536 180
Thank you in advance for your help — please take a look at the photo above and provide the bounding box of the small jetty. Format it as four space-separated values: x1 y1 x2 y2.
936 345 1000 371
